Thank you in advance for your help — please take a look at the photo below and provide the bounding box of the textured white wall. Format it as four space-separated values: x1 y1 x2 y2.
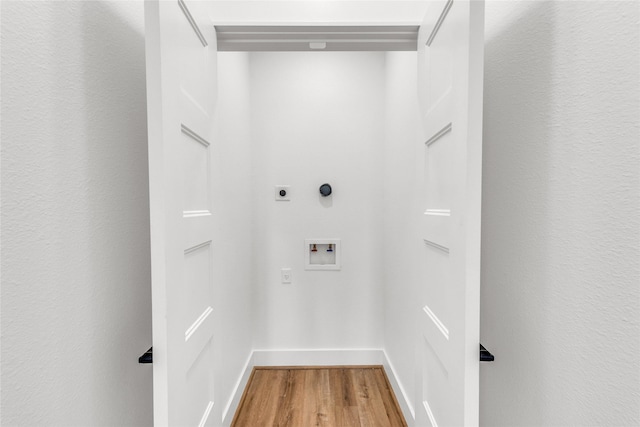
211 52 254 424
480 1 640 425
1 1 153 426
249 52 386 350
382 51 423 418
5 1 638 425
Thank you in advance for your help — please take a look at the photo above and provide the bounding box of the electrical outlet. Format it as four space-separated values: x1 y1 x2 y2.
281 268 292 284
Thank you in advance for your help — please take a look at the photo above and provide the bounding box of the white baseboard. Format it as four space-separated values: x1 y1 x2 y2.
221 348 414 426
252 348 386 366
221 352 255 426
382 350 415 425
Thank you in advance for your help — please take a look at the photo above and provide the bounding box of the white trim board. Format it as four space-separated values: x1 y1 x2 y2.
252 348 385 366
221 352 255 425
215 25 419 51
382 349 415 425
221 349 415 426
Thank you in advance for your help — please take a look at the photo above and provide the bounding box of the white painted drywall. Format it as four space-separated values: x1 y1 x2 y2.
210 0 428 24
249 52 386 350
1 1 153 425
481 1 640 425
5 2 637 426
211 52 255 423
382 51 423 419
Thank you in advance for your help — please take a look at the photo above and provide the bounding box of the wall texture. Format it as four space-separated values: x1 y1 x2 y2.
1 1 153 426
249 52 386 351
3 1 638 426
480 1 640 425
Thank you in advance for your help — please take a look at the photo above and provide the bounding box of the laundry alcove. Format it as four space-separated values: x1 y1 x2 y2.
144 1 484 426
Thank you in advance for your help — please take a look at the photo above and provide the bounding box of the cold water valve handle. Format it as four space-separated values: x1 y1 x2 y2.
319 183 332 197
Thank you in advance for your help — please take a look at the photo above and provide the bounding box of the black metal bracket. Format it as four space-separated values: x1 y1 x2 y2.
480 344 494 362
139 347 153 364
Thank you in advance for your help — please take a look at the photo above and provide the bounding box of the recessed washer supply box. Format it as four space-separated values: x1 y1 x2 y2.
305 239 341 271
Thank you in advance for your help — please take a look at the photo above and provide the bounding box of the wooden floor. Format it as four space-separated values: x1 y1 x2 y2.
231 366 407 427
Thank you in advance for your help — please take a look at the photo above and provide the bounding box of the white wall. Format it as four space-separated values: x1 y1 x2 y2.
211 52 255 423
1 1 152 426
249 52 386 350
480 1 640 425
382 51 423 418
210 0 428 24
5 1 638 425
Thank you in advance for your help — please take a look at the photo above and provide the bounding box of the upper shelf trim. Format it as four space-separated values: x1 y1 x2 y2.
215 24 419 51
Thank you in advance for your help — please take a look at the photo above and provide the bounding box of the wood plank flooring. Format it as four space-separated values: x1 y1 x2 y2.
231 366 407 427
